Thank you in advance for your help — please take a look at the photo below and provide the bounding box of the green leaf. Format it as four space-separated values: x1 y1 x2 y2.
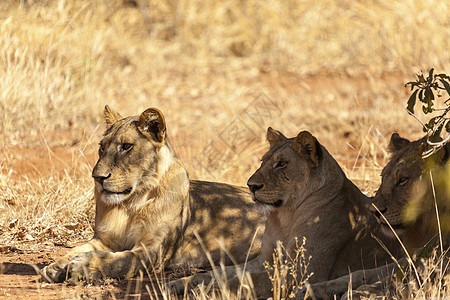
424 87 435 103
428 68 434 83
419 89 425 103
440 79 450 95
425 100 434 113
418 73 425 83
422 103 433 114
424 88 431 102
430 124 443 143
406 81 418 90
426 117 437 129
407 89 418 114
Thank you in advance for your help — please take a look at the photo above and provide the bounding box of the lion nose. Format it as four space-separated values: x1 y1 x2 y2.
248 183 264 193
370 204 386 219
93 173 111 186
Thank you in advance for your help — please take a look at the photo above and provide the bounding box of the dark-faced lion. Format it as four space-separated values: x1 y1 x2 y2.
302 133 450 298
170 128 400 298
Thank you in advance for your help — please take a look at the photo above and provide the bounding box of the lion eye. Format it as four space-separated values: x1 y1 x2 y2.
274 161 287 169
398 177 408 186
98 143 105 155
120 143 133 152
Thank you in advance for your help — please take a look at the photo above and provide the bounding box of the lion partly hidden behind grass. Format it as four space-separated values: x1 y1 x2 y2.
41 106 265 283
300 133 450 298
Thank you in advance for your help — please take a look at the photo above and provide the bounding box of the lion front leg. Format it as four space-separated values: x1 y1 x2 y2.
67 250 139 283
294 261 400 299
41 239 107 283
168 256 265 295
65 244 165 283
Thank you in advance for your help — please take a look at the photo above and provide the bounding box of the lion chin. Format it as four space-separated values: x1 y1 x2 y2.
253 196 283 214
379 223 404 239
96 185 134 205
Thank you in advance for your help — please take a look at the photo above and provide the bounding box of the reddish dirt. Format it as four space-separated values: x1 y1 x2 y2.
1 128 99 181
0 247 160 299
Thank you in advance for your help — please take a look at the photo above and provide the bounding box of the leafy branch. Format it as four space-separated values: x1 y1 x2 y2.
405 68 450 157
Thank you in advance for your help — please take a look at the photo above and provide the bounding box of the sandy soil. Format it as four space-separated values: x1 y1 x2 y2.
0 247 159 299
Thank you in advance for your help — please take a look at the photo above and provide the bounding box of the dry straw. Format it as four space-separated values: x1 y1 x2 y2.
0 0 449 298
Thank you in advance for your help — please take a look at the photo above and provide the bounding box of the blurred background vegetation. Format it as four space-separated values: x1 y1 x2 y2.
0 0 449 232
0 1 449 296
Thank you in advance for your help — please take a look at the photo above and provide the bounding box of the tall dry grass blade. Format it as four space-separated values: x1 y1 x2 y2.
351 126 373 173
429 170 443 299
216 226 263 299
140 245 173 300
370 233 405 278
371 203 422 287
193 230 222 295
135 270 143 300
302 282 317 300
347 270 352 300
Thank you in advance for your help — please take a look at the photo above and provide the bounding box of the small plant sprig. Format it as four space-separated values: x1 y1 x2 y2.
264 237 313 299
406 68 450 157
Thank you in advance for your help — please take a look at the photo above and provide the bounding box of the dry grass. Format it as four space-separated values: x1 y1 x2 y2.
0 0 449 298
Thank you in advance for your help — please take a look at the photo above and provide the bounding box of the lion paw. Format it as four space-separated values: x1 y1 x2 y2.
67 252 103 283
168 274 213 295
167 278 188 295
41 261 68 283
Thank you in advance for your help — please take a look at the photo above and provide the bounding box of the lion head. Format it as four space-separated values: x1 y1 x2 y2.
371 133 450 244
92 106 187 208
247 127 344 213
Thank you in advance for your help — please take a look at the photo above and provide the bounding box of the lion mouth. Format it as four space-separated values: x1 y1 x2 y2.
272 200 283 207
380 222 404 236
374 214 404 232
103 187 133 195
253 197 283 208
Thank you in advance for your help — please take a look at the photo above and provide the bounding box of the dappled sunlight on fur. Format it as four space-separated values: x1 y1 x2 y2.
41 107 264 284
169 128 401 298
312 134 450 299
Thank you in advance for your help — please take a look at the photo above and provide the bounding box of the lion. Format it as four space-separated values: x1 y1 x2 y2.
41 106 265 283
169 128 400 298
299 133 450 299
371 133 450 249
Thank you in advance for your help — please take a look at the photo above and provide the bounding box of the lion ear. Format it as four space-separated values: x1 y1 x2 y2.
266 127 287 147
388 133 410 153
137 108 166 145
292 131 321 167
104 105 123 127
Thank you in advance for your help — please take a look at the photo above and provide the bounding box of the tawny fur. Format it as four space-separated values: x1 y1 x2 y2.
304 133 450 299
170 128 401 298
41 106 264 283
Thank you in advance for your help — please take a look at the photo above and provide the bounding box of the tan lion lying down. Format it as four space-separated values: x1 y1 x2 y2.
42 106 265 283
